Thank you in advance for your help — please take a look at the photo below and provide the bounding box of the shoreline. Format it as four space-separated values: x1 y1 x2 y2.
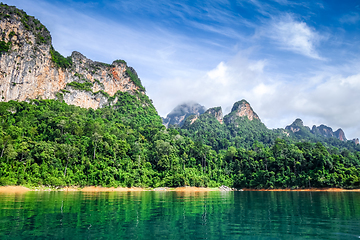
242 188 360 192
0 186 220 193
1 186 360 193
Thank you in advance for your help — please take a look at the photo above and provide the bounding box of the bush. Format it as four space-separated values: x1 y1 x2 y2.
0 40 11 54
50 47 72 69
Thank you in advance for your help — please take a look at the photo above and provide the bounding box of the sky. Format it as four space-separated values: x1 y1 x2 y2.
4 0 360 139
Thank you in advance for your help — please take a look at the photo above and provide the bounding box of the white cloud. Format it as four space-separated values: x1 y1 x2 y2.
154 49 360 140
151 51 276 117
249 68 360 140
266 15 324 60
340 12 360 24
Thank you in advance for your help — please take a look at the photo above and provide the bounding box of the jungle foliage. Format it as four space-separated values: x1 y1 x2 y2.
1 93 360 189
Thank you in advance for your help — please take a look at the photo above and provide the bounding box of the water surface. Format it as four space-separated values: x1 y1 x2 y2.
0 191 360 239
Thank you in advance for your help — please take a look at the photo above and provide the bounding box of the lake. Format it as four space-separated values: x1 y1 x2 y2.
0 191 360 239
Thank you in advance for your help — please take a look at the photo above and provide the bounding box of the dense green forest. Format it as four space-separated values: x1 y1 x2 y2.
1 93 360 189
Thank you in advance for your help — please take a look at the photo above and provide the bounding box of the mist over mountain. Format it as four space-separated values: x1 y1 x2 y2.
162 102 206 128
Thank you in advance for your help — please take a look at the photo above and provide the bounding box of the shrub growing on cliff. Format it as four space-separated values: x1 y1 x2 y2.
126 67 145 91
8 31 15 39
113 59 127 65
67 81 92 92
50 47 73 69
0 40 11 54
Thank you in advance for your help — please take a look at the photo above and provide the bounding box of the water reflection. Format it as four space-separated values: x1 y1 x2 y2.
0 191 359 239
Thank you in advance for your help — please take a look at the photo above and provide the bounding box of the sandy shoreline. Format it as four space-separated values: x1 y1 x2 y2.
0 186 219 193
1 186 360 193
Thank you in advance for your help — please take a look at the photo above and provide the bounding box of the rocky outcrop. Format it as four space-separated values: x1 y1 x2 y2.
285 119 308 133
312 125 335 138
286 118 348 141
219 185 233 191
162 102 206 127
0 3 144 109
311 124 346 141
204 107 223 124
334 129 346 141
224 100 260 125
353 138 359 145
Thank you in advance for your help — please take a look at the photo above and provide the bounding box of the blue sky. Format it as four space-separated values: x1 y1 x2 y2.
5 0 360 139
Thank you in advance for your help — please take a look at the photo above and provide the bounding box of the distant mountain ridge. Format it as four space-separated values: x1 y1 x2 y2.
285 118 347 142
165 100 359 151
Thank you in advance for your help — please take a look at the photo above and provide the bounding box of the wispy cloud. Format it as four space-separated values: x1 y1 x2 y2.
340 12 360 24
265 14 325 59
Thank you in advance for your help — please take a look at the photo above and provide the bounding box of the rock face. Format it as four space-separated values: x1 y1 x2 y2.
334 129 346 141
219 185 233 191
311 124 346 141
353 138 359 145
312 125 335 138
286 118 347 141
224 100 260 124
0 4 144 109
204 107 223 124
162 102 206 127
285 119 308 133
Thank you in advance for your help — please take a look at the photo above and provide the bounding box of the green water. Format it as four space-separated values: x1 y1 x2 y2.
0 191 360 239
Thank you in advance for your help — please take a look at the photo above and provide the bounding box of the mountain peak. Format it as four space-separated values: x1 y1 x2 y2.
292 118 304 127
205 107 223 124
231 99 259 120
334 129 346 141
162 102 206 127
286 119 348 142
285 119 308 133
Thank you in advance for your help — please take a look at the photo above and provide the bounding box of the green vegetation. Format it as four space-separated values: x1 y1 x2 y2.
60 89 71 94
67 81 92 92
55 92 64 101
113 59 127 65
0 40 11 54
126 68 145 91
0 94 360 189
94 90 110 98
8 31 15 39
94 78 104 88
181 112 278 151
50 47 73 69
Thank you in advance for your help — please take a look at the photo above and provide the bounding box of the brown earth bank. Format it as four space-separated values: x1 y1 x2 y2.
0 186 31 193
1 186 360 193
0 186 219 193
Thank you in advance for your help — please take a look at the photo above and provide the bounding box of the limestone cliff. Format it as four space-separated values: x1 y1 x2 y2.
0 3 144 109
334 129 346 141
224 100 260 125
285 119 313 139
311 125 335 138
162 102 206 127
286 119 348 142
204 107 223 124
310 124 346 141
